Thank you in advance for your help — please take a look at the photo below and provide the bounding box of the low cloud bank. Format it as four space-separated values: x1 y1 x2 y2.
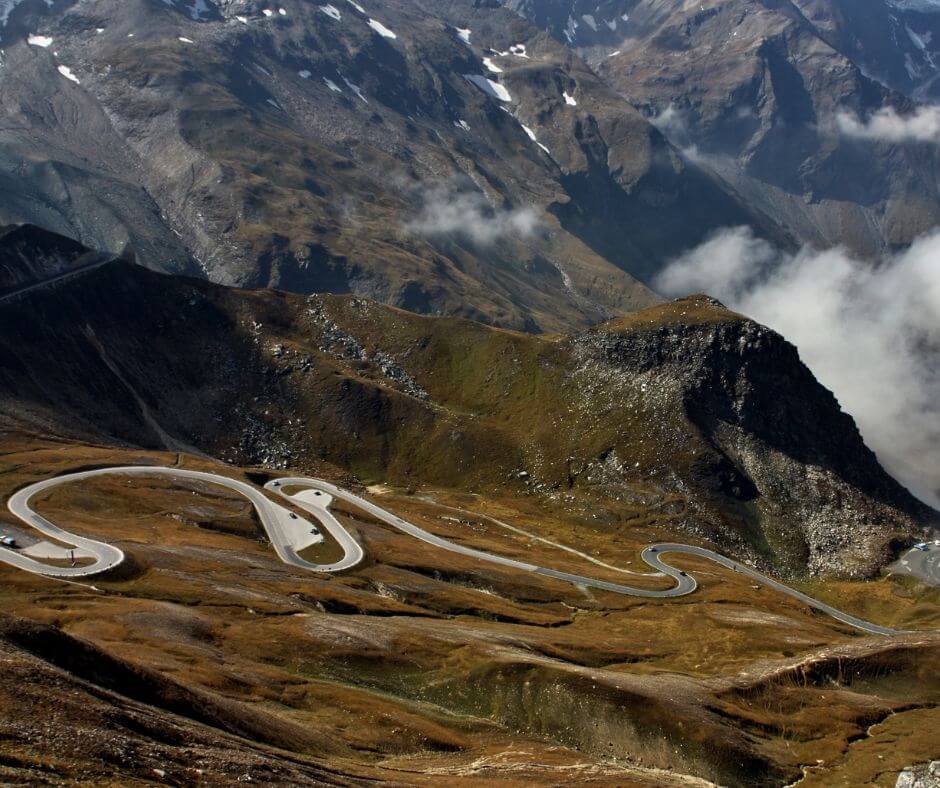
651 100 940 146
656 227 940 508
836 105 940 142
405 184 538 245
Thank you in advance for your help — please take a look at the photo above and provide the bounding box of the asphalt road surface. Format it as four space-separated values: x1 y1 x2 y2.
5 466 349 577
2 466 912 635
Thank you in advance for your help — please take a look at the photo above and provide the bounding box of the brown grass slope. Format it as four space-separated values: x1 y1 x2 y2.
0 260 933 576
0 436 938 786
1 445 939 785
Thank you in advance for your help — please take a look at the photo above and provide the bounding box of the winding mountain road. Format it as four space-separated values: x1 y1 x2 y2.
5 466 342 578
2 466 909 636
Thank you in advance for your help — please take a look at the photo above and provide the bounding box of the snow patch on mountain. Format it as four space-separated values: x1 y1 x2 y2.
343 76 367 102
521 122 551 155
57 64 79 83
464 73 512 102
890 0 940 12
367 18 396 38
162 0 215 22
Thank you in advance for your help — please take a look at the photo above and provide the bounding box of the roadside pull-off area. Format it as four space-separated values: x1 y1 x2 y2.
4 466 911 636
891 543 940 587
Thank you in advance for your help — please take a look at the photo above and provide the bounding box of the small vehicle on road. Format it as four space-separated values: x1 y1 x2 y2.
914 542 929 551
0 535 16 547
289 513 298 520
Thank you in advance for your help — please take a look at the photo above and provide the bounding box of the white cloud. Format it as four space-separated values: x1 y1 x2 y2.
836 105 940 142
650 105 684 133
654 227 776 302
655 226 940 508
649 104 693 148
406 184 538 246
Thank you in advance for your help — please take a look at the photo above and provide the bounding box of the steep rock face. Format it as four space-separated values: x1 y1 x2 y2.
503 0 940 257
574 302 934 575
793 0 940 101
503 0 940 102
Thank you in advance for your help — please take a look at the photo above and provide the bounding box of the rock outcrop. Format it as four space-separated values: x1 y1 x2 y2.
573 298 935 576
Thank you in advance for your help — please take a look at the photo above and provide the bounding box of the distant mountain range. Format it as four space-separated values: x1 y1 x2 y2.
506 0 940 258
2 0 938 331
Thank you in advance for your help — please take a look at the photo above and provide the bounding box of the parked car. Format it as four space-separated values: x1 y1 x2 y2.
913 542 929 551
0 535 16 547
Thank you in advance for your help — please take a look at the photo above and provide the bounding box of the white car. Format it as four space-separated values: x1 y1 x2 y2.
913 542 929 551
0 535 16 547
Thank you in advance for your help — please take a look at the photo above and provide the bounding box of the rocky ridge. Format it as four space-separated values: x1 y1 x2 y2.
571 303 934 575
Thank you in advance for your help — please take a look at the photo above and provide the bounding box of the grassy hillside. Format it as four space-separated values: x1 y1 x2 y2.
0 435 937 785
0 262 932 577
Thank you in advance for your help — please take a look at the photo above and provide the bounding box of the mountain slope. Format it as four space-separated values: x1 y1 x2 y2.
505 0 940 257
0 223 105 296
2 472 936 787
0 0 791 330
0 253 933 576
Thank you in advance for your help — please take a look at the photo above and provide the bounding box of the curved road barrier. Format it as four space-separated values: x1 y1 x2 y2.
3 466 908 635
